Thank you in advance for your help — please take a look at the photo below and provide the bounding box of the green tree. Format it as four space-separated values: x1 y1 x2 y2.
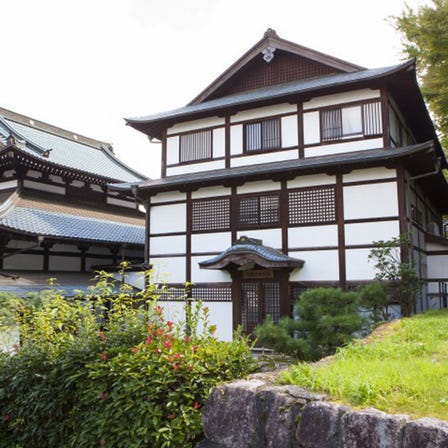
393 0 448 147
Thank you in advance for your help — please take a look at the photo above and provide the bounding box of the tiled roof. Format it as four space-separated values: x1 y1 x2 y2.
199 236 304 269
0 109 146 183
127 61 412 128
0 191 145 245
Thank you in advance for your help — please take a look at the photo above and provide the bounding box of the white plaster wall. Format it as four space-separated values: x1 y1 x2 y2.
167 160 225 176
343 182 398 220
191 232 232 253
230 104 297 122
151 235 186 255
3 254 43 270
7 240 39 250
159 301 186 324
343 167 396 183
49 256 81 272
288 173 336 188
151 191 186 204
70 180 85 188
3 170 15 178
303 111 320 145
49 175 64 183
122 271 145 290
345 221 400 246
0 180 18 190
199 302 233 342
23 180 65 195
213 128 225 158
281 115 298 147
289 250 339 281
27 170 41 179
345 248 377 281
1 327 19 353
167 117 225 135
303 89 381 110
231 149 297 168
230 125 243 155
107 197 135 209
87 246 112 255
304 138 383 158
237 180 281 194
166 136 179 165
288 225 338 248
151 257 186 283
51 244 78 252
91 184 103 192
237 228 282 249
192 186 231 199
191 256 232 283
150 203 186 234
427 254 448 278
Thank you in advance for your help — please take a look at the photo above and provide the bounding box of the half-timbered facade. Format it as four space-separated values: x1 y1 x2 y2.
0 107 146 295
115 30 448 340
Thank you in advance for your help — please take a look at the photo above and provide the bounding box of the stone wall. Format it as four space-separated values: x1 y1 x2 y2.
197 375 448 448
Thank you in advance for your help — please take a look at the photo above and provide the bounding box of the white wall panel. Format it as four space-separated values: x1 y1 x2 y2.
151 191 186 204
237 228 282 249
345 248 377 280
49 256 81 272
281 115 298 147
288 173 336 188
23 180 65 195
166 136 179 165
427 254 448 278
343 167 396 183
303 111 320 145
201 302 233 341
191 232 231 253
288 225 338 248
107 197 135 209
289 250 339 281
0 180 18 190
167 116 225 134
237 180 280 194
231 149 297 168
344 182 398 220
159 301 186 324
3 254 43 270
151 235 186 255
345 221 400 246
151 257 186 283
192 186 231 199
150 203 186 233
213 128 225 158
191 256 232 283
304 138 383 158
303 89 380 110
167 160 225 176
230 125 243 155
231 104 297 122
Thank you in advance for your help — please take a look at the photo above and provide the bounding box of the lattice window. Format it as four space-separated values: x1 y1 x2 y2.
262 282 280 323
156 287 187 301
245 118 280 152
239 193 280 228
192 287 232 302
192 197 230 232
289 186 336 225
180 130 212 163
321 108 343 142
363 101 382 136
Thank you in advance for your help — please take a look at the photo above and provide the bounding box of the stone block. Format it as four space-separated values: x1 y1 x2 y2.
402 418 448 448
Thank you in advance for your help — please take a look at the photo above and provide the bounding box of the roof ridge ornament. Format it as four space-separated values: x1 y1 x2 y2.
262 46 276 63
264 28 278 38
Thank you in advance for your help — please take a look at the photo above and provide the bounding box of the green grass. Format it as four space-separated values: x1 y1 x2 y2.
281 309 448 420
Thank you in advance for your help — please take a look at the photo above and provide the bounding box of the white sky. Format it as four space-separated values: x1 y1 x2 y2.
0 0 429 179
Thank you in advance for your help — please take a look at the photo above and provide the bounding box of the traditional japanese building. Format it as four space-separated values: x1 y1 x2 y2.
114 29 448 339
0 107 146 295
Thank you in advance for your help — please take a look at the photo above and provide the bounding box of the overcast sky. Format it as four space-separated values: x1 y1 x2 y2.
0 0 429 179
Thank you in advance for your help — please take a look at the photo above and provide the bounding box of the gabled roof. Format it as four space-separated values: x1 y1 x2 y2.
189 29 363 105
0 107 146 183
199 236 304 270
126 60 413 140
0 189 145 245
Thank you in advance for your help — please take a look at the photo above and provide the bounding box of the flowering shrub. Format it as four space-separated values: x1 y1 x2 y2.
0 269 254 447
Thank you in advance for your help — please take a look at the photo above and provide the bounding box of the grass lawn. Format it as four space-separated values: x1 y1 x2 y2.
281 309 448 420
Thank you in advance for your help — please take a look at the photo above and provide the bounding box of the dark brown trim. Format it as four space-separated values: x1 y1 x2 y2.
186 191 192 283
225 116 231 169
396 163 409 263
280 179 288 253
150 253 186 258
145 200 150 265
380 87 390 148
303 97 382 114
342 177 397 187
288 246 339 252
231 185 238 243
166 156 225 168
336 173 346 289
228 146 298 158
344 216 399 224
149 231 186 237
297 102 304 158
242 116 282 154
167 123 224 138
304 133 382 148
150 199 186 206
161 129 167 178
229 111 297 127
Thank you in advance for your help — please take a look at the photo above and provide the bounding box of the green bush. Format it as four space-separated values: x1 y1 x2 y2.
0 269 254 448
255 287 363 361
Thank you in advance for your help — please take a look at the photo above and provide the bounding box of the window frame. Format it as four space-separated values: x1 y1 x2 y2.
237 191 281 229
179 129 213 164
243 117 282 154
191 196 231 233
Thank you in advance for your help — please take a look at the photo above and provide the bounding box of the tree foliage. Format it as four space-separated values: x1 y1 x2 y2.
393 0 448 147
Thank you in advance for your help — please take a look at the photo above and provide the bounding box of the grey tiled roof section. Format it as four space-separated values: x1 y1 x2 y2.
115 142 434 192
127 61 411 124
0 206 145 245
1 118 145 183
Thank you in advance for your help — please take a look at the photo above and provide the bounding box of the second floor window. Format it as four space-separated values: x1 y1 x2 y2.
238 193 280 228
245 118 281 152
180 130 212 163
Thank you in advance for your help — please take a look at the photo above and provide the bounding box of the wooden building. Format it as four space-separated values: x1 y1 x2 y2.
114 30 448 339
0 107 146 295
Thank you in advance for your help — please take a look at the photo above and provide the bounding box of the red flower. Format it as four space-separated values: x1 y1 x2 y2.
154 347 160 354
132 346 139 354
184 336 190 343
191 345 198 353
163 340 171 350
172 363 180 371
174 352 181 360
193 402 201 410
166 321 173 328
99 353 107 362
145 337 152 345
